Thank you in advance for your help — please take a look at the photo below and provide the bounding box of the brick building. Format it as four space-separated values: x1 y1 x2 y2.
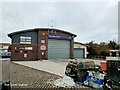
8 28 77 61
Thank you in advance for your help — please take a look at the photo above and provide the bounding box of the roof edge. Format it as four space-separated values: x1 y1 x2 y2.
74 42 87 46
8 28 77 38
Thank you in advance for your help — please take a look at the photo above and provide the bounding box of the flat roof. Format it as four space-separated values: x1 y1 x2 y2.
8 28 77 38
109 50 120 52
74 42 87 46
0 43 11 46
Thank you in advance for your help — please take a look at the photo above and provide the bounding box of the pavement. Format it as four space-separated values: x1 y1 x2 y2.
2 60 87 89
0 60 2 90
13 59 105 77
9 61 62 89
0 60 2 82
13 60 67 76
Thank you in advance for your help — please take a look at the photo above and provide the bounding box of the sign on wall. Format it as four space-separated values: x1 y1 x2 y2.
18 47 25 50
48 35 71 39
40 45 46 50
24 53 27 58
41 40 45 44
18 47 33 51
25 47 33 50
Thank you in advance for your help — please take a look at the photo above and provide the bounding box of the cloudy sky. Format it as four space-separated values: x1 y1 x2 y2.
0 0 119 43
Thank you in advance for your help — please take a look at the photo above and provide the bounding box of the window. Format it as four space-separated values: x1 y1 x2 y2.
20 36 31 44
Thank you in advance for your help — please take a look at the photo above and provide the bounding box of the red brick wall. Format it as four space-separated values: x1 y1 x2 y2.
10 44 38 61
70 37 74 59
38 31 48 60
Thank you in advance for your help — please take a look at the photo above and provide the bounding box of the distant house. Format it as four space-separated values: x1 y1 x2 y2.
106 50 120 60
0 43 10 52
74 42 88 59
109 50 120 57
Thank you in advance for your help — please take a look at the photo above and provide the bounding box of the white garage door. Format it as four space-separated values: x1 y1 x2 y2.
48 39 70 59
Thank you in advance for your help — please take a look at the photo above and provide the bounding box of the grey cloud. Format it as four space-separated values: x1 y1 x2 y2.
1 2 118 43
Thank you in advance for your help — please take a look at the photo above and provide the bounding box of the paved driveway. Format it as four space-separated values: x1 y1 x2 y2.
13 60 67 76
13 59 105 77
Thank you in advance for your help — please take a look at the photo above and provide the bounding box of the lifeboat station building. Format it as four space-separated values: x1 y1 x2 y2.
8 28 78 61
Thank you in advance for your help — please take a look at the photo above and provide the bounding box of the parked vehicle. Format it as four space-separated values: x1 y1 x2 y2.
0 52 11 58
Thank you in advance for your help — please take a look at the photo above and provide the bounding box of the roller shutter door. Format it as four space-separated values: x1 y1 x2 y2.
48 39 70 59
74 48 84 59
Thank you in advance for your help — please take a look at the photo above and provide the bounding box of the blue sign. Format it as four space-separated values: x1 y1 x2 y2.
48 35 71 39
18 47 25 50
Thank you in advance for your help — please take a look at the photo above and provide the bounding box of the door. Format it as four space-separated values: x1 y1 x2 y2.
48 39 70 59
74 48 84 59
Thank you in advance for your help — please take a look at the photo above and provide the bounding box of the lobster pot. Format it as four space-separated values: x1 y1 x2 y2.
77 61 95 69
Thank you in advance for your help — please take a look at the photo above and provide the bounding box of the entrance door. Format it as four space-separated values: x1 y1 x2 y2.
48 39 70 59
